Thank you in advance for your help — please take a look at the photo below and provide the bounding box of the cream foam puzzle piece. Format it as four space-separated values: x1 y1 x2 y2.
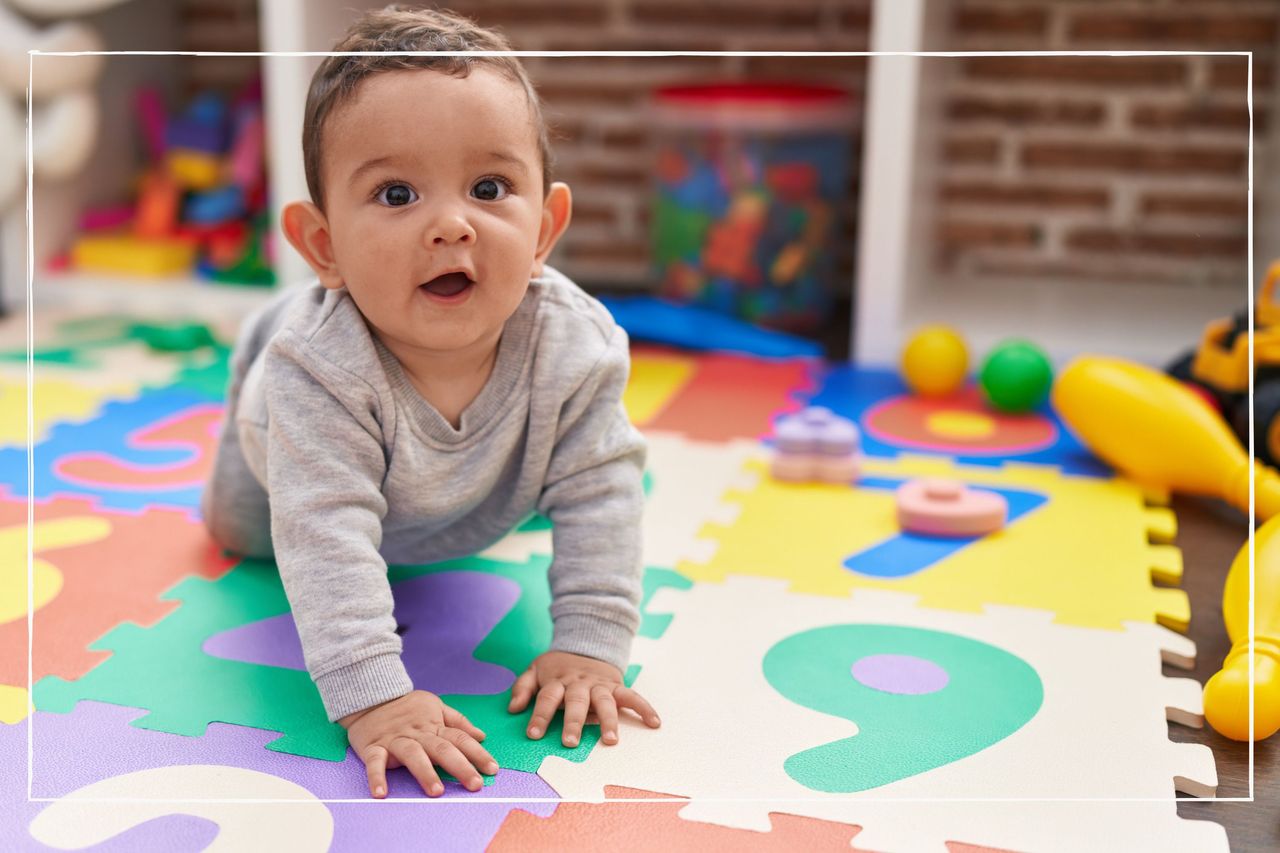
537 578 1224 852
27 765 335 852
481 431 759 566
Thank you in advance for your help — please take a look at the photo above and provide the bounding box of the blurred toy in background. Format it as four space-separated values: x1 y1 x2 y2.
1053 355 1280 520
897 325 1054 415
649 83 856 333
979 339 1054 414
1168 260 1280 467
895 478 1008 538
770 406 861 484
900 325 968 398
68 77 274 285
1203 512 1280 742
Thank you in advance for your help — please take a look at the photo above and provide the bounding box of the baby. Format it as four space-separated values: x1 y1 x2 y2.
201 5 659 799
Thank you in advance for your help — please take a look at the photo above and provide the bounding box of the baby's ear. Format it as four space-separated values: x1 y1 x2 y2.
531 182 572 279
282 201 344 289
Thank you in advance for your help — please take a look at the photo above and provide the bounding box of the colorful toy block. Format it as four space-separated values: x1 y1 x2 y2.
70 234 196 277
133 169 179 238
895 477 1008 538
167 148 222 190
770 405 861 483
184 185 244 225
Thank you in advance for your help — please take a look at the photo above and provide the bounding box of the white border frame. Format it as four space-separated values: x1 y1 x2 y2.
24 46 1254 804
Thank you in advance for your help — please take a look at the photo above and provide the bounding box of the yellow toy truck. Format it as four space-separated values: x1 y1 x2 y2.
1169 260 1280 466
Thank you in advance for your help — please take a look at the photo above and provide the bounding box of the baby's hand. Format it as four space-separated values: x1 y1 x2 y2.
339 689 498 799
507 651 661 748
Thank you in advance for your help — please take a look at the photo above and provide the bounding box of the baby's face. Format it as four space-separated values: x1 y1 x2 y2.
318 68 553 360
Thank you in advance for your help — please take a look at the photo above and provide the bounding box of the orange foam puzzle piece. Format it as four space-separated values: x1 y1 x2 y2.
0 493 235 687
488 786 875 852
643 350 816 442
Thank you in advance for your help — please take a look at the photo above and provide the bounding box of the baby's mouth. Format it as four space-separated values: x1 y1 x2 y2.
420 272 474 297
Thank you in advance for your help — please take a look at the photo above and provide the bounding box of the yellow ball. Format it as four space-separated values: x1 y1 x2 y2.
901 326 969 397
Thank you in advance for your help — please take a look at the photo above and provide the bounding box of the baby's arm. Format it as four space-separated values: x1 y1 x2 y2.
260 335 405 718
260 334 493 795
511 327 660 745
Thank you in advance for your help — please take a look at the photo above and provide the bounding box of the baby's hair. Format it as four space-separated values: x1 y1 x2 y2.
302 4 554 209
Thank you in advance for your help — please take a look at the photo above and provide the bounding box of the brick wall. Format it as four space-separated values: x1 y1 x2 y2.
178 0 261 96
176 0 1277 295
940 0 1276 290
438 0 871 288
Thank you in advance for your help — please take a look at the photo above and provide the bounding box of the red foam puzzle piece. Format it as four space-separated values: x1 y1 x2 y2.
641 348 817 442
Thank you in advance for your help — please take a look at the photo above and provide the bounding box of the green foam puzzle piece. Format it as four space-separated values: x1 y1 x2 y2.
34 558 347 759
389 556 689 772
34 552 690 770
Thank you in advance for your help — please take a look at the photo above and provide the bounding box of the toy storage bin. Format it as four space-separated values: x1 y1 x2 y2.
648 82 857 332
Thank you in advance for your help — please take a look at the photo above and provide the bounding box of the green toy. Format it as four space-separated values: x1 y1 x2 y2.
979 339 1054 413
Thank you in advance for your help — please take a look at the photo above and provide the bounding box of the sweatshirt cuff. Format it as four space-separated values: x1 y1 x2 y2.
314 652 414 722
549 612 635 674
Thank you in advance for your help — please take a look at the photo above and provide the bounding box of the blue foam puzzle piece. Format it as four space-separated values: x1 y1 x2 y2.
599 295 823 359
0 386 218 512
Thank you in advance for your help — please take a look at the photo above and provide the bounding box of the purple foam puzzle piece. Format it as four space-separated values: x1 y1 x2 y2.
8 700 557 850
202 571 521 696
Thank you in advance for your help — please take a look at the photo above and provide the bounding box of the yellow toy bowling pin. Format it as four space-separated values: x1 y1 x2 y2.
1053 356 1280 520
1204 515 1280 741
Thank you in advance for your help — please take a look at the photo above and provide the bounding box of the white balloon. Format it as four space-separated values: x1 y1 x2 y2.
0 7 104 99
32 89 98 179
28 765 336 852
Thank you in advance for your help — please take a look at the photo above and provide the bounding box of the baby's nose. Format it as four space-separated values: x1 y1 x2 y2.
429 213 475 246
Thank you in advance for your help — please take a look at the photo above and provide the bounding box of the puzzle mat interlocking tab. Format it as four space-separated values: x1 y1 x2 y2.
537 577 1225 852
678 451 1191 632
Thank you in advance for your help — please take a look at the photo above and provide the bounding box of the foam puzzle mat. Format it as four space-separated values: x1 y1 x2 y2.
0 315 1230 851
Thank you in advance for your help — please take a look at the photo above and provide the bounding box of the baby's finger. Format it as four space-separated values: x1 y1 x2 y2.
446 727 500 776
391 738 444 798
561 684 591 747
507 668 538 713
614 686 662 728
442 705 486 742
591 685 620 745
363 744 389 798
527 681 565 739
424 732 483 792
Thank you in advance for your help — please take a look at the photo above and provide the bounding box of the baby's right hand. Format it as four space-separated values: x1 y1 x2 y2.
339 689 498 798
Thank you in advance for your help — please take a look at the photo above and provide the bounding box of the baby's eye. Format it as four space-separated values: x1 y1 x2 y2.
472 177 511 201
376 183 418 207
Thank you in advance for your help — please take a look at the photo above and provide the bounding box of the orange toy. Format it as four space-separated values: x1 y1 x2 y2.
1053 356 1280 520
895 478 1008 538
1204 514 1280 741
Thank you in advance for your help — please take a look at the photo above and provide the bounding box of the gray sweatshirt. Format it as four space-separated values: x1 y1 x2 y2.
200 266 647 722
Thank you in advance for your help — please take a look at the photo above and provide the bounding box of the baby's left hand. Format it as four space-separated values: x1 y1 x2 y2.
507 651 661 747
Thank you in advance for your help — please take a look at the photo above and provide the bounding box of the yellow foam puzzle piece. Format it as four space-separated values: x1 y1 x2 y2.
0 684 30 724
678 453 1190 632
624 353 696 426
0 376 136 447
1 516 112 624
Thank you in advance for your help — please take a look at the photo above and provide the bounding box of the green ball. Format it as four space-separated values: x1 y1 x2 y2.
979 340 1053 413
